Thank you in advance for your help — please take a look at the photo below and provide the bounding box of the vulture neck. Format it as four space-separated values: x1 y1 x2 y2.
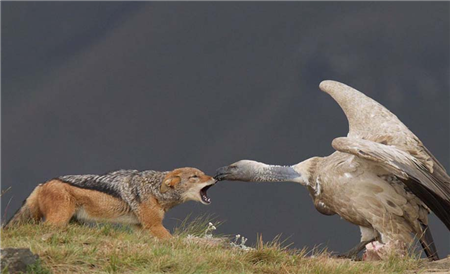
249 160 317 187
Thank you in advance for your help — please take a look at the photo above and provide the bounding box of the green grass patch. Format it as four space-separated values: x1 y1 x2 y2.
1 217 424 274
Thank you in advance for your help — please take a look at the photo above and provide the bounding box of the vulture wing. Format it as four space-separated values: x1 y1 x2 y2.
332 137 450 230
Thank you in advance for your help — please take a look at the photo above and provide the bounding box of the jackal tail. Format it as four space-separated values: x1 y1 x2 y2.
3 185 42 228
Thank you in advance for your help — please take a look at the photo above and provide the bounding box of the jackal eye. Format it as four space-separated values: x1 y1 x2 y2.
190 175 199 179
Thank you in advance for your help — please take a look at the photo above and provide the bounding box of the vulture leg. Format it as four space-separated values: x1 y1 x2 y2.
336 239 375 260
336 226 378 260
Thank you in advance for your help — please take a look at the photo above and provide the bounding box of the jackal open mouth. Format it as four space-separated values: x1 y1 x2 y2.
200 185 213 204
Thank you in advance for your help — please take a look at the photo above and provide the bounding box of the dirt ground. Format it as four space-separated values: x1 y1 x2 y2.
409 256 450 274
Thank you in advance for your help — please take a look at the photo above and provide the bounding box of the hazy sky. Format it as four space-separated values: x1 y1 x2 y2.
2 2 449 256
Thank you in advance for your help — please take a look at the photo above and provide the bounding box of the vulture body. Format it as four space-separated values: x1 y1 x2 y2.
216 81 450 260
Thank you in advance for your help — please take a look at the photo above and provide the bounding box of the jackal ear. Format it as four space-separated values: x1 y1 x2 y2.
161 176 181 193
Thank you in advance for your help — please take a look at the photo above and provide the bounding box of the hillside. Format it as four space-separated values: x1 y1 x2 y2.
0 218 445 274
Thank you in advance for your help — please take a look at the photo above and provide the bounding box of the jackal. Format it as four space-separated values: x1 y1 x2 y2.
5 167 216 239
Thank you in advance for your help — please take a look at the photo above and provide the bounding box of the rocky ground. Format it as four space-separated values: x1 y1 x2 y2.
408 256 450 274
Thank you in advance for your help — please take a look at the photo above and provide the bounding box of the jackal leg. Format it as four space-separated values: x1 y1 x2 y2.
136 199 172 239
39 182 76 227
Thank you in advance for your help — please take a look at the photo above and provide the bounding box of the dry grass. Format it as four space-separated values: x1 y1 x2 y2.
1 217 424 274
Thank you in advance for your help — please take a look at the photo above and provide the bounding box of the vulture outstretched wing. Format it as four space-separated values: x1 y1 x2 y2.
332 137 450 230
319 80 444 174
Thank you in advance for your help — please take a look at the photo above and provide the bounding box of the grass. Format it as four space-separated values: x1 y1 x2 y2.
1 217 425 274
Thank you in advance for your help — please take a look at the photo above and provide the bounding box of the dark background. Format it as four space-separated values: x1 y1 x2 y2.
2 2 449 256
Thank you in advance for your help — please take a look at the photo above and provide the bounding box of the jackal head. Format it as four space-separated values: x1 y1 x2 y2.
161 168 216 205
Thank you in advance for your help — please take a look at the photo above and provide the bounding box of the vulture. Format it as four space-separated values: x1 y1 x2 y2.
215 80 450 260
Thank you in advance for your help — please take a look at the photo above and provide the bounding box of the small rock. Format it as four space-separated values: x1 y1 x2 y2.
41 232 55 242
1 248 39 274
